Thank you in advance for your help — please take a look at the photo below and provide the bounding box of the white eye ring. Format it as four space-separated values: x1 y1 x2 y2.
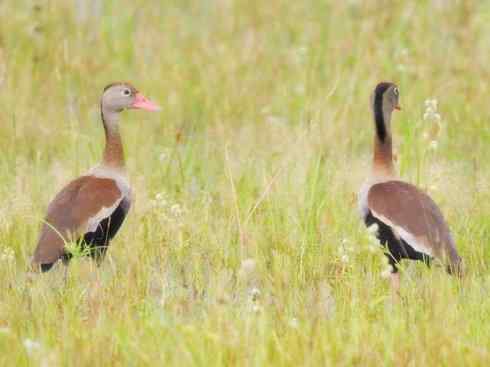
393 87 399 96
122 88 131 96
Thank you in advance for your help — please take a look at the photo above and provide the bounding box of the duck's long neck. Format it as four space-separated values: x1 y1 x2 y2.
101 105 125 169
372 99 395 178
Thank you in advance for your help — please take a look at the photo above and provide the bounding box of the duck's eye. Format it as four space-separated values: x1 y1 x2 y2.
122 88 131 97
393 87 399 96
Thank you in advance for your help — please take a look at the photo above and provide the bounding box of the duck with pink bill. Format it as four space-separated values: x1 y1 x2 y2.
31 82 159 272
358 82 463 294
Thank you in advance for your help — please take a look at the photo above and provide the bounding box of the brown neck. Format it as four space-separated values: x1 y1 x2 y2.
371 100 395 178
101 106 125 169
373 134 394 177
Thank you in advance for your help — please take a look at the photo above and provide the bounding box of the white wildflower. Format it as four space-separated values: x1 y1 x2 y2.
296 46 308 56
249 287 261 301
424 99 438 111
155 192 166 202
289 318 299 329
23 338 41 354
152 192 168 209
158 152 168 162
252 304 261 313
0 247 15 263
367 223 379 235
381 265 394 279
170 203 184 217
422 98 443 145
338 242 352 264
238 258 256 279
396 64 407 73
423 99 441 123
367 223 380 249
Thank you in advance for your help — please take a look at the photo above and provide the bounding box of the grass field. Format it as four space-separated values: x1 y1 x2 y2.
1 0 490 365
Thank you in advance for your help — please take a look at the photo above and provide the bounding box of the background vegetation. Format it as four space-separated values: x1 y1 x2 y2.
1 0 490 365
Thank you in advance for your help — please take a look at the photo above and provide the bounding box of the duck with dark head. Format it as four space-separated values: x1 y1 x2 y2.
31 82 160 272
359 82 463 293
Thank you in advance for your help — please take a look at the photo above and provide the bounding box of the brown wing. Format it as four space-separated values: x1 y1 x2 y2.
32 175 123 266
367 180 460 262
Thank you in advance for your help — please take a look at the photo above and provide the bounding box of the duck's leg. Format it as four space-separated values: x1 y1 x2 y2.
390 271 400 296
384 254 400 297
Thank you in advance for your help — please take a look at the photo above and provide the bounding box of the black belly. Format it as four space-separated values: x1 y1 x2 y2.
364 211 431 272
79 198 130 261
39 199 130 272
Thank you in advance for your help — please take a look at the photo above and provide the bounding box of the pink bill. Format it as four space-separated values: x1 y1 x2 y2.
131 93 160 111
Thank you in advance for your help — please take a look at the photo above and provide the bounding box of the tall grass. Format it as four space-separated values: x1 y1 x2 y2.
1 0 490 365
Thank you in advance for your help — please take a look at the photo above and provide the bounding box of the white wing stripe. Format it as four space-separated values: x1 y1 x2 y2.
86 197 123 233
371 210 434 257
